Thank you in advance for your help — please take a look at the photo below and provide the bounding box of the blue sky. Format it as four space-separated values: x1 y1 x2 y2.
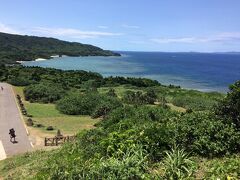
0 0 240 52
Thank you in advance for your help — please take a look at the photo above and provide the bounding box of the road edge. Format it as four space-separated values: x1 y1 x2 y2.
0 140 6 161
10 85 30 136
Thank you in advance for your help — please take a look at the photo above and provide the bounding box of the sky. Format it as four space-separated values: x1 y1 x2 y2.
0 0 240 52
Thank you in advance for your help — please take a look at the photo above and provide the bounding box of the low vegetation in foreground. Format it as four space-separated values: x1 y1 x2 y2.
0 65 239 179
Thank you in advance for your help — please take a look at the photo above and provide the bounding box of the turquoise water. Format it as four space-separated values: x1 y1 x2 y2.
22 51 240 93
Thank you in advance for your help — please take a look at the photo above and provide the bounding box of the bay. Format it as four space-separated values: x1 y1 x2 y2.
22 51 240 93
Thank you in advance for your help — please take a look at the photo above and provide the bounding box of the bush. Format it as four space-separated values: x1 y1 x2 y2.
91 96 122 118
46 126 54 131
123 90 156 105
175 112 240 156
57 92 122 116
35 124 44 128
204 155 240 179
57 93 98 115
215 80 240 128
106 88 117 97
172 95 216 111
7 77 33 86
24 83 65 103
26 118 34 126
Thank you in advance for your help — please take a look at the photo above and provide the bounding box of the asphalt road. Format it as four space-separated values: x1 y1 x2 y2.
0 83 32 159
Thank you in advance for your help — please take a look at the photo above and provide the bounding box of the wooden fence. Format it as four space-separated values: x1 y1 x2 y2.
44 135 76 146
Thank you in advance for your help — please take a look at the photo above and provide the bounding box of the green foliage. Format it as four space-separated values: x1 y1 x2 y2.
215 80 240 127
36 143 151 179
171 95 217 111
0 32 120 64
204 155 240 179
7 76 34 86
87 144 150 179
98 106 177 159
0 150 54 179
81 79 100 92
161 147 196 179
56 93 100 115
175 112 240 156
1 66 163 91
24 83 65 103
91 96 122 118
123 90 156 105
2 63 238 179
57 92 122 116
106 88 117 97
104 76 160 87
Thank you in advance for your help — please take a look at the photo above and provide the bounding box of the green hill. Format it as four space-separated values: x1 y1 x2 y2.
0 32 120 64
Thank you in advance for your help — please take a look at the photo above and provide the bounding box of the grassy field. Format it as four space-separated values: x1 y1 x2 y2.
0 150 55 179
13 86 99 135
98 85 144 98
1 148 239 179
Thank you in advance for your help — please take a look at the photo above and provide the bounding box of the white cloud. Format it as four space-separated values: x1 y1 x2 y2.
129 40 146 44
97 26 108 29
32 27 123 39
151 37 196 43
121 24 140 29
0 22 20 34
151 32 240 44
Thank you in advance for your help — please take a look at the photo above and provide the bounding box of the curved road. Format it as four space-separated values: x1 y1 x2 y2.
0 83 32 160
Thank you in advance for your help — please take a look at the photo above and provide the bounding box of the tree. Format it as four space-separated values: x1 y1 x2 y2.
215 80 240 128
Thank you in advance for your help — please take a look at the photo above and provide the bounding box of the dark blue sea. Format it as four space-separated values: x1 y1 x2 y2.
22 51 240 93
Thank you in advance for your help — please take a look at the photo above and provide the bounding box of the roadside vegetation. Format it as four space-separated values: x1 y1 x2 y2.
0 65 239 179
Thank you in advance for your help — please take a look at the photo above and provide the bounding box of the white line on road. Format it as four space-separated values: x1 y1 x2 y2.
0 140 6 160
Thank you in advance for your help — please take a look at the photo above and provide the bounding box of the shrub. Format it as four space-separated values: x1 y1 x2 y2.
46 126 54 131
171 95 216 111
106 88 117 97
35 124 44 128
203 155 240 179
123 90 156 105
26 118 34 126
215 80 240 128
7 77 33 86
91 96 122 118
57 93 122 116
24 83 65 103
175 112 240 156
56 93 98 115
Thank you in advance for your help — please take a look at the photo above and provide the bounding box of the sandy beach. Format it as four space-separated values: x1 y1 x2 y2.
35 58 47 61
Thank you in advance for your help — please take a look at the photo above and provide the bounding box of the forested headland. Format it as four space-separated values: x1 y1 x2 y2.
0 32 120 65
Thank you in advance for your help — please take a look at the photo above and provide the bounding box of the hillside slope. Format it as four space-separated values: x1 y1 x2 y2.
0 32 120 64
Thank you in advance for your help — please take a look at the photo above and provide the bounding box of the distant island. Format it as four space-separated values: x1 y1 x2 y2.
0 32 120 65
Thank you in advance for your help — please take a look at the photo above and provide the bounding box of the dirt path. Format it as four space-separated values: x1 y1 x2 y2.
0 83 32 159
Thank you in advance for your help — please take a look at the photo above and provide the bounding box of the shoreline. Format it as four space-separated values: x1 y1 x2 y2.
18 53 229 94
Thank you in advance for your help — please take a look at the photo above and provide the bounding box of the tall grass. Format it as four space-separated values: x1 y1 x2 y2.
162 146 196 179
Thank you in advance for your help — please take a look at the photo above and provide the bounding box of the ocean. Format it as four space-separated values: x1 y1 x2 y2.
22 51 240 93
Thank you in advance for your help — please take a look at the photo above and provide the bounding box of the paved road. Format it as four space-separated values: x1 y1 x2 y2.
0 83 32 159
